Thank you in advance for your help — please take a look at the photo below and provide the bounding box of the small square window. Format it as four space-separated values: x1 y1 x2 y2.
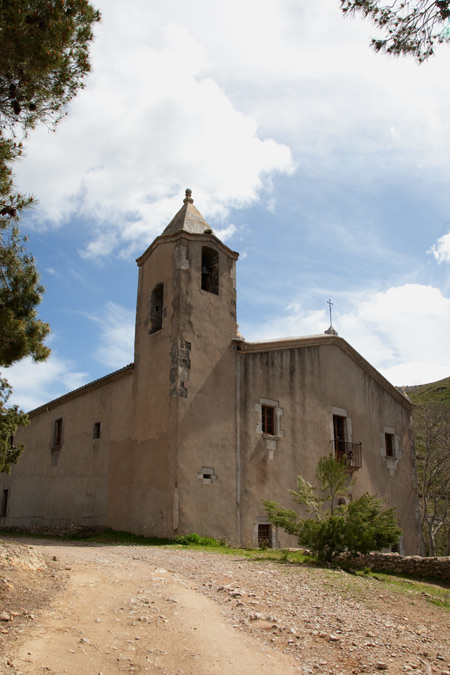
93 421 101 440
197 467 217 484
261 405 275 435
385 433 395 458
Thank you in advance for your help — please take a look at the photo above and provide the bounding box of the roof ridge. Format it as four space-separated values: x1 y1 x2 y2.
28 363 134 416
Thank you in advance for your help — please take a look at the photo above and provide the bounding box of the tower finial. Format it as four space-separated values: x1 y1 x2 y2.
184 188 193 204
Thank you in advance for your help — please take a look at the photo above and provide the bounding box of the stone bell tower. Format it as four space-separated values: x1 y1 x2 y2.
134 189 239 387
108 190 241 540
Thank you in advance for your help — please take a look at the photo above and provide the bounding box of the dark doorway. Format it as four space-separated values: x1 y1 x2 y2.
258 523 272 548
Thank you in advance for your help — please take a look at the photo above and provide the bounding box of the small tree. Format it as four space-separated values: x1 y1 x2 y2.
264 454 401 562
0 378 28 473
413 402 450 556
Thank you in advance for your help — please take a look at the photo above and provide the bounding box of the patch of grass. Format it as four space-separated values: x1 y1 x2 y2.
1 528 242 553
0 529 55 541
174 532 227 547
0 528 247 555
74 529 175 546
353 568 450 610
241 548 316 565
0 528 174 546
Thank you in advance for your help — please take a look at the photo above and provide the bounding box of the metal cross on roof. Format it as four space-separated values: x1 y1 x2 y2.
327 298 333 327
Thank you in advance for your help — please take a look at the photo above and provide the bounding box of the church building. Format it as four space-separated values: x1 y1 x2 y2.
0 190 423 553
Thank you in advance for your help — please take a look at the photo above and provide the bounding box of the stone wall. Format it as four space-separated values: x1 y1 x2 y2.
335 551 450 581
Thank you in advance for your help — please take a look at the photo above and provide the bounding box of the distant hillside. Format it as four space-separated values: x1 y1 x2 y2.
403 376 450 406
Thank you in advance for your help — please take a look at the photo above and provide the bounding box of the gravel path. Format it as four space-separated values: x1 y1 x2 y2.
1 542 449 674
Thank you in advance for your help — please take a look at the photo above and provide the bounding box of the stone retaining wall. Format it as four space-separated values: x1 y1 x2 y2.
335 551 450 581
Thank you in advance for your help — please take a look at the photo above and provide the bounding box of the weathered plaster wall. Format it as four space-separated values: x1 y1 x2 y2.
237 338 421 555
106 238 177 538
106 232 240 540
172 238 239 541
0 370 133 529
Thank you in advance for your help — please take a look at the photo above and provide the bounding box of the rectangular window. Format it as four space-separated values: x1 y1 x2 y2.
52 418 63 449
385 433 395 457
1 489 8 517
93 421 101 439
149 283 164 333
333 414 347 460
261 405 275 435
201 247 219 295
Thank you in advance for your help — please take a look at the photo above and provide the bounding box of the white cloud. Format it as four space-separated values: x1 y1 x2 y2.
82 302 135 370
244 304 327 343
214 224 237 242
429 230 450 264
16 4 295 257
4 302 134 411
243 284 450 386
340 285 450 385
192 0 450 191
5 356 88 412
12 0 450 261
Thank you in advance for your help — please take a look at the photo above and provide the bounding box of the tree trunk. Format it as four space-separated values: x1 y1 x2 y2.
427 520 436 557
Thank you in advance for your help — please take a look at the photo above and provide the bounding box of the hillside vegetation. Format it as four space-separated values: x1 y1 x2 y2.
405 376 450 406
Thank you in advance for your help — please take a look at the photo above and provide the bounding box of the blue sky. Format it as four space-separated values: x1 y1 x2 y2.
6 0 450 410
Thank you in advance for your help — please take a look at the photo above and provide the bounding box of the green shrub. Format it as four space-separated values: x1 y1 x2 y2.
264 455 401 563
174 532 226 547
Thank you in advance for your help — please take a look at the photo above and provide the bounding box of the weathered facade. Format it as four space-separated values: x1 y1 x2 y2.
0 191 422 553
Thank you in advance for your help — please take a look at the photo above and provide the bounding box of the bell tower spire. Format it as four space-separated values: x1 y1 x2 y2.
161 189 214 237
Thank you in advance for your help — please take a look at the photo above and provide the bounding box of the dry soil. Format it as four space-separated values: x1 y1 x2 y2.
0 540 449 675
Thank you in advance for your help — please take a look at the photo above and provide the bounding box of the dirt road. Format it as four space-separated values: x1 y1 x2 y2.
1 541 449 674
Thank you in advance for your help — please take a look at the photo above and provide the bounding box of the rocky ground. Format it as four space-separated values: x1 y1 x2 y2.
0 539 449 674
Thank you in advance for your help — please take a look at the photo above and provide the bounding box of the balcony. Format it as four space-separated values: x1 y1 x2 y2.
331 440 362 470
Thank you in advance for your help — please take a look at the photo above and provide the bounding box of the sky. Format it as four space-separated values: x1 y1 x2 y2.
5 0 450 411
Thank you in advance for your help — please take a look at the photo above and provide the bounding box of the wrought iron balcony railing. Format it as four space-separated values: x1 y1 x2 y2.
330 440 362 470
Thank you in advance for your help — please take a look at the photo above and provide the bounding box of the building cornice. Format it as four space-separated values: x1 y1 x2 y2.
136 231 239 267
